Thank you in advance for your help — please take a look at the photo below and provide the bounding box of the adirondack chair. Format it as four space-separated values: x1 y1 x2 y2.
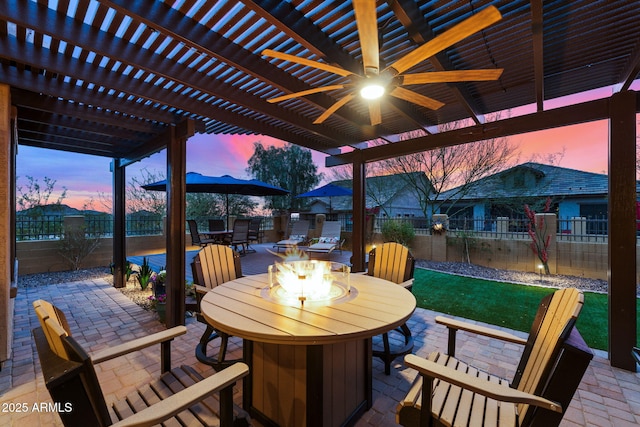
188 219 217 247
368 242 415 375
306 220 344 257
397 288 593 427
273 219 310 252
31 299 250 427
192 244 243 370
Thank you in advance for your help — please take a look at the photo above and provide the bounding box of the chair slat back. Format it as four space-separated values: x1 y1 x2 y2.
192 244 242 291
209 219 226 232
34 302 71 360
515 288 584 424
368 242 415 284
289 220 310 238
188 220 203 245
32 300 112 426
231 218 250 242
320 221 341 238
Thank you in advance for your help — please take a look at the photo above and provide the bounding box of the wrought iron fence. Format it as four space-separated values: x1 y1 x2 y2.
16 215 164 240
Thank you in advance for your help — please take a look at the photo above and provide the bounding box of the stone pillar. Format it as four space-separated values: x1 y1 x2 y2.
431 214 448 262
315 214 326 239
496 217 509 234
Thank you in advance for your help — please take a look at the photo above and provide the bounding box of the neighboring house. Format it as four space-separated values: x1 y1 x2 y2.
303 172 431 218
439 162 640 231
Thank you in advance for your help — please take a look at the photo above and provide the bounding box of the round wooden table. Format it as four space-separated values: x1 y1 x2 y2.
201 272 416 427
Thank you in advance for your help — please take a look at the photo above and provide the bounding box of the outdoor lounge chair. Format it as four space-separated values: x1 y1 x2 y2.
31 299 250 427
191 244 243 371
306 220 343 257
273 219 310 252
368 242 415 375
396 287 593 427
188 219 217 247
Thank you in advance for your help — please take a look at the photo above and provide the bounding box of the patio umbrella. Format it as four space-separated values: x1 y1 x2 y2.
143 172 289 225
296 183 352 213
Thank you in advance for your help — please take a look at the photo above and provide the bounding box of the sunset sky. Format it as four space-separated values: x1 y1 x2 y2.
16 84 638 211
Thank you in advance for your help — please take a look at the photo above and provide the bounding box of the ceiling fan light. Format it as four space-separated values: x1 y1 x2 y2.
360 84 385 100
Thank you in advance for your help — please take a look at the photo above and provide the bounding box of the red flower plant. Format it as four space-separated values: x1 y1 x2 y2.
524 197 552 274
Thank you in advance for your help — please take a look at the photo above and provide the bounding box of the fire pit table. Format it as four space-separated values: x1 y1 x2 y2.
200 269 416 427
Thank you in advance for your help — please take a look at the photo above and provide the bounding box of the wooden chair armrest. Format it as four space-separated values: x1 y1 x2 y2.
400 278 414 289
194 284 209 295
91 326 187 364
435 315 527 356
404 354 562 413
110 362 250 427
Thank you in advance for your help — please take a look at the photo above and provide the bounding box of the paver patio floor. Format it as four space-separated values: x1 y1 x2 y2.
1 244 639 426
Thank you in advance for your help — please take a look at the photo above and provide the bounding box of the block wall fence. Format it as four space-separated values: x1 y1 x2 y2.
16 214 624 282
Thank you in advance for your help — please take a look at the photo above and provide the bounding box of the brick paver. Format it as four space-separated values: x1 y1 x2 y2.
1 244 639 426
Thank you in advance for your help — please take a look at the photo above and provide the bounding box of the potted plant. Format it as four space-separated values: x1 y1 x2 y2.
148 294 167 322
152 269 166 297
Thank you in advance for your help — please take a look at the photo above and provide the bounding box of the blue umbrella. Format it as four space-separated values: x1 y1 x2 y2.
143 172 289 223
296 183 352 213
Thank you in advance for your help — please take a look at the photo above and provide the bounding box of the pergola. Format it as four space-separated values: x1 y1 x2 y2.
0 1 638 370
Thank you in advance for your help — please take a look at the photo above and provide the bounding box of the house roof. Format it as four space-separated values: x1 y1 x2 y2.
1 1 638 164
441 162 639 201
305 172 428 211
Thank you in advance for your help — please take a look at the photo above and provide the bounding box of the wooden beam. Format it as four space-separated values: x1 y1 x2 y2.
327 97 614 166
165 120 193 329
608 90 637 371
112 160 126 289
350 152 366 272
531 0 544 111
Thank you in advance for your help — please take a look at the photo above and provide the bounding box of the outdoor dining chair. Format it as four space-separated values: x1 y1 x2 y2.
229 218 252 254
191 244 243 371
31 299 250 427
188 219 217 247
367 242 415 375
396 287 593 427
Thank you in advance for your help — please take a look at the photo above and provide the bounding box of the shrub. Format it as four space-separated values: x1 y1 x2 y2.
381 219 415 247
137 257 153 290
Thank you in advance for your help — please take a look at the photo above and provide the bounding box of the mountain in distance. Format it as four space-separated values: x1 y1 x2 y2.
16 203 108 217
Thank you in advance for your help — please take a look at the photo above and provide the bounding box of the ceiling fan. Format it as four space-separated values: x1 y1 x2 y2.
262 2 503 126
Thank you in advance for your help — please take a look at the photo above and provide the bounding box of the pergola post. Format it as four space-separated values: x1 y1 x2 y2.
165 120 194 329
351 151 366 272
608 90 637 371
112 160 126 289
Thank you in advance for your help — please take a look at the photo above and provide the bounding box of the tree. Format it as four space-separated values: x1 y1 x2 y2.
374 121 517 218
185 193 256 219
246 142 322 212
125 168 167 215
17 176 67 217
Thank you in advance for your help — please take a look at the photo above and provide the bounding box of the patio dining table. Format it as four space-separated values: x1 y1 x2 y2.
200 272 416 427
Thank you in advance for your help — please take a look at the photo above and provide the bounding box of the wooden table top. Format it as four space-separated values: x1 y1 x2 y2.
201 273 416 345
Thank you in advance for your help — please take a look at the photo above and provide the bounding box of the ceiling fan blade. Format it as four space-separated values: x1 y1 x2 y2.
262 49 353 77
313 93 356 124
353 0 379 76
387 5 502 75
389 87 444 110
267 85 347 103
401 69 503 85
368 99 382 126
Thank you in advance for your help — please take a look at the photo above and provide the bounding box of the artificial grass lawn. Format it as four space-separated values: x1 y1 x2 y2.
413 268 640 351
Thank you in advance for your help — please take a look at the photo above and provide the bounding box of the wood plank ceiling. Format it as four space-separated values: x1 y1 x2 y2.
1 0 639 166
